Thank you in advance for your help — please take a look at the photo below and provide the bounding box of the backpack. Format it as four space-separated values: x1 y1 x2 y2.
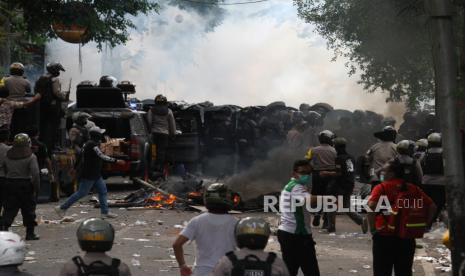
226 251 276 276
34 75 55 106
380 182 431 239
72 256 120 276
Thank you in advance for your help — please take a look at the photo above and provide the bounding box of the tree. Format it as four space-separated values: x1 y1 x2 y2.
294 0 464 110
0 0 159 69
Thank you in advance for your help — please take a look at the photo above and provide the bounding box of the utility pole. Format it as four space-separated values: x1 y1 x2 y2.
426 0 465 275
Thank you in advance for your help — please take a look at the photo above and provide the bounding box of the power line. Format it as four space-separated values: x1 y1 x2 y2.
178 0 269 6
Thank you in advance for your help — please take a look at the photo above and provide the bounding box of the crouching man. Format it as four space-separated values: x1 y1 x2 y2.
214 217 290 276
59 218 131 276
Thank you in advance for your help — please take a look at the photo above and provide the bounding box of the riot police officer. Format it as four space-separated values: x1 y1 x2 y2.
366 126 398 185
0 133 40 240
305 130 336 228
396 140 423 185
421 133 445 221
35 62 69 152
3 62 32 99
59 218 131 276
214 217 290 276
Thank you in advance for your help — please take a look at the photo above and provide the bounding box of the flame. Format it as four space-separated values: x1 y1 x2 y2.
188 191 202 198
146 192 177 209
233 194 241 206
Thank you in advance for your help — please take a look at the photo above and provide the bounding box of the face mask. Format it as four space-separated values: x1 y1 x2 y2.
297 174 311 184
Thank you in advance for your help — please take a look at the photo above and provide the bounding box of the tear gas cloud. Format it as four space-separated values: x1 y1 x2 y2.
47 0 404 121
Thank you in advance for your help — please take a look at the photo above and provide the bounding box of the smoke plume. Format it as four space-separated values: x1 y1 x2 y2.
46 0 404 119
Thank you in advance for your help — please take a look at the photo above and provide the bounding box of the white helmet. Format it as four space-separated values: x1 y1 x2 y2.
0 232 26 266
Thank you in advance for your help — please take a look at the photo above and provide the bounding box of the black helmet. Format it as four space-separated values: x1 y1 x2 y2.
10 62 24 76
77 218 115 252
374 126 397 142
333 137 347 147
99 75 117 88
204 183 233 211
13 133 31 147
235 217 271 250
46 62 65 77
318 130 334 145
154 94 168 105
396 140 415 156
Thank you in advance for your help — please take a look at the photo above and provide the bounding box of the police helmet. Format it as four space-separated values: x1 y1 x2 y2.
333 137 347 147
46 62 65 77
204 183 233 211
318 130 334 145
374 126 397 142
427 132 442 147
154 94 168 105
77 218 115 252
99 75 117 88
0 232 26 266
396 140 415 156
9 62 24 76
13 133 31 147
235 217 271 250
415 139 428 150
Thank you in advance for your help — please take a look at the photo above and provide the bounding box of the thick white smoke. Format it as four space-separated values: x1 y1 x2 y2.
47 0 404 120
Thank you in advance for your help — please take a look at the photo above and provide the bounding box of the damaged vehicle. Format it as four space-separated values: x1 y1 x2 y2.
65 82 151 184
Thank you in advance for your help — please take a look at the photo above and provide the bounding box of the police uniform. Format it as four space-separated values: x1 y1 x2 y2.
59 252 131 276
421 147 445 221
4 75 31 99
214 248 290 276
1 147 39 234
366 141 397 183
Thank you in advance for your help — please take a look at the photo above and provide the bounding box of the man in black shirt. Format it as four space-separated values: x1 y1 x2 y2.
55 126 124 219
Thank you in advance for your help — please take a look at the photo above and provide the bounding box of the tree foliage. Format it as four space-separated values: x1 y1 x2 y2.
294 0 448 110
1 0 159 49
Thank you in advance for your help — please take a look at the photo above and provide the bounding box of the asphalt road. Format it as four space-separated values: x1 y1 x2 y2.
8 187 449 276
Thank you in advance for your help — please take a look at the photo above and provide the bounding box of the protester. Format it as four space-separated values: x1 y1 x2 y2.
214 217 290 276
367 159 436 276
173 183 237 276
0 133 40 240
34 62 69 152
305 130 336 228
366 126 398 185
147 94 176 176
0 129 10 226
322 137 367 233
55 126 124 219
59 218 131 276
277 160 320 276
0 231 34 275
421 133 446 222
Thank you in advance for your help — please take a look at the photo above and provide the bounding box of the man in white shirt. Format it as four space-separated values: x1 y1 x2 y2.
278 160 320 276
173 183 237 276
